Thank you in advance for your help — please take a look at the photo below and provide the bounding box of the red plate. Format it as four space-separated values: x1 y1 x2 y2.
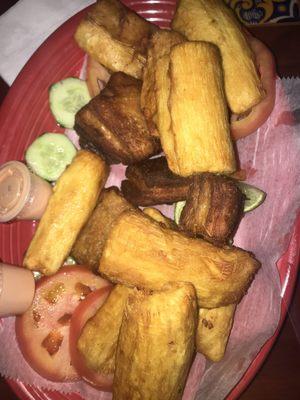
0 1 299 399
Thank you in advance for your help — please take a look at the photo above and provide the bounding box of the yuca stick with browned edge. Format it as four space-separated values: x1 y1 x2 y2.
143 206 237 362
172 0 264 114
24 150 109 276
197 305 236 362
141 30 185 137
74 0 157 79
77 285 133 375
99 210 260 308
155 42 236 176
113 282 197 400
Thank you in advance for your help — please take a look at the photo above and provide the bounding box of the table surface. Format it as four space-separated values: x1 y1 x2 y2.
0 1 299 399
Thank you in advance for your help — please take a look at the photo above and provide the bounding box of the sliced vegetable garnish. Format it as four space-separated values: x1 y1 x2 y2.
25 132 77 181
49 77 91 128
15 265 111 382
174 200 186 224
237 181 266 212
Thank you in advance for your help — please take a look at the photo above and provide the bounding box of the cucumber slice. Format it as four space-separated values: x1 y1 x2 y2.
49 77 91 129
237 182 266 212
174 201 186 224
173 183 266 224
25 133 77 181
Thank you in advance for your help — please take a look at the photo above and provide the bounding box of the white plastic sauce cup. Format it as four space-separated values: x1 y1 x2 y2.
0 161 52 222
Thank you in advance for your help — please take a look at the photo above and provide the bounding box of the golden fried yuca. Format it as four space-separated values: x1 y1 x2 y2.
23 151 109 275
99 210 260 308
74 0 157 79
113 282 197 400
141 30 185 136
167 42 236 176
143 207 177 230
155 54 179 174
172 0 265 114
71 187 134 271
197 304 236 362
78 285 133 375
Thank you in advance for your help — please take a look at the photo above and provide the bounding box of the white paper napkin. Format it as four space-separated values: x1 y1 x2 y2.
0 0 94 85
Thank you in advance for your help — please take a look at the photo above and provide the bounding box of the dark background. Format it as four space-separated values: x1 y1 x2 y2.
0 1 299 399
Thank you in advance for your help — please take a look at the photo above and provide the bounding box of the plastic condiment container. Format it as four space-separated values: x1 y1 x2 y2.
0 263 35 317
0 161 52 222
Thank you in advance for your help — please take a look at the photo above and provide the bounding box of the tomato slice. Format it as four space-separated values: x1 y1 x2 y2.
15 265 111 382
231 30 277 140
86 56 111 98
69 287 114 391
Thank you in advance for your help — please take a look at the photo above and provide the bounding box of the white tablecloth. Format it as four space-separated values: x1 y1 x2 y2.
0 0 94 85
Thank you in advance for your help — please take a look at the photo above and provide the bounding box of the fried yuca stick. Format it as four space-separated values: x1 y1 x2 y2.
75 0 156 79
24 150 109 275
143 207 177 230
141 30 185 136
172 0 264 114
145 205 237 362
77 285 133 374
167 42 236 176
99 210 260 308
155 55 178 175
113 282 197 400
197 304 236 362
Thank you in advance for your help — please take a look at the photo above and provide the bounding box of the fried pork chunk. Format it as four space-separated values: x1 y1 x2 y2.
113 283 197 400
121 156 191 206
180 173 245 244
74 0 157 79
75 72 161 165
71 187 134 271
99 210 261 308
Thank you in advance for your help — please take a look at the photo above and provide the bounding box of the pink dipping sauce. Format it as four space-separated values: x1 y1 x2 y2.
0 263 35 317
0 161 52 222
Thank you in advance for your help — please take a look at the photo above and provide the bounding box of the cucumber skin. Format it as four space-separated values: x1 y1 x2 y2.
25 132 77 181
49 78 91 129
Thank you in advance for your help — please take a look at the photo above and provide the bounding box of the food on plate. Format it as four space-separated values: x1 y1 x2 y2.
236 181 266 212
15 266 111 382
179 173 245 244
230 30 276 139
141 30 185 136
156 42 236 176
0 161 52 222
86 57 111 98
71 187 134 271
172 0 265 115
70 286 114 390
74 0 157 79
49 77 91 129
197 304 236 362
23 150 109 276
25 133 77 181
75 72 161 164
113 282 197 400
0 263 35 317
99 210 261 308
121 156 191 206
143 207 177 230
77 285 133 377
